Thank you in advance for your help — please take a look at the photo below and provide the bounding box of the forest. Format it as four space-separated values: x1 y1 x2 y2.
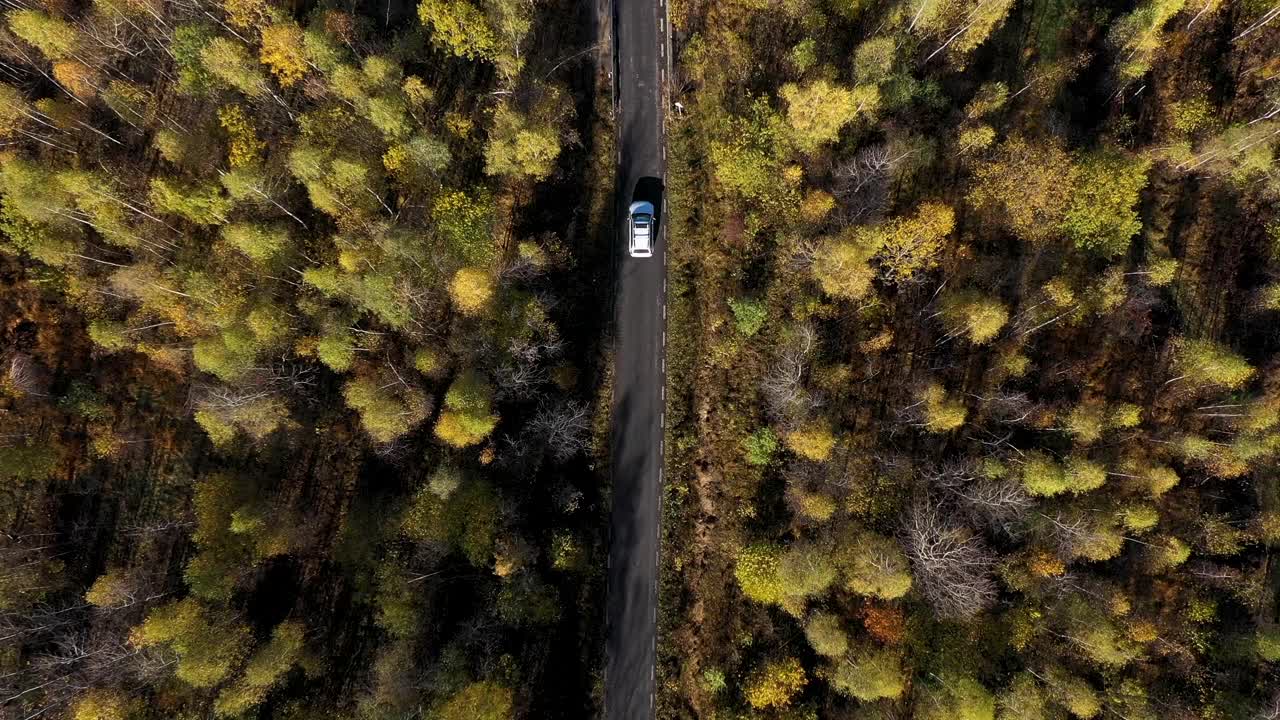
658 0 1280 717
4 0 1280 717
0 0 614 718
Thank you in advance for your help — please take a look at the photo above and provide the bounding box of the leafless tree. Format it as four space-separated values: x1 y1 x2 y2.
1036 510 1124 562
0 604 79 645
494 362 549 401
1255 690 1280 720
493 305 564 401
923 461 977 490
972 391 1036 426
499 234 563 283
901 498 997 619
761 324 821 424
1 630 175 719
507 331 564 368
372 436 412 462
529 400 591 464
191 364 316 410
833 144 894 195
832 142 916 224
956 480 1033 535
6 353 50 397
929 462 1034 536
1187 560 1266 610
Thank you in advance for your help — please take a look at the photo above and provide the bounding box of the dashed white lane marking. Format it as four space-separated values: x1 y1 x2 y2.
660 414 664 429
662 331 666 347
661 358 665 373
659 17 664 30
660 43 664 57
662 304 666 319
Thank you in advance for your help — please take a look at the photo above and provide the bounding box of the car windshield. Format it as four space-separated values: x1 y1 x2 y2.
634 214 650 227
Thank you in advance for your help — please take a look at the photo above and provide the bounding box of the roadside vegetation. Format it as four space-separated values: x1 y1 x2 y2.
662 0 1280 717
0 0 612 718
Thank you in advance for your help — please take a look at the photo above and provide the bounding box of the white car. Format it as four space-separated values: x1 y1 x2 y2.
628 201 655 258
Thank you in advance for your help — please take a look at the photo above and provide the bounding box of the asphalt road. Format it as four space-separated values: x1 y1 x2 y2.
604 0 668 716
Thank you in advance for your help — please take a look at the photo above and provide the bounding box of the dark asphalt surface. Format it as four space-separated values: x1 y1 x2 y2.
604 0 668 717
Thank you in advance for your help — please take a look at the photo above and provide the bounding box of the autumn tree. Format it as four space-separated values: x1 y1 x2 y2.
85 568 140 608
1060 151 1151 256
436 681 513 720
214 620 306 717
917 382 968 432
780 80 879 154
130 598 252 688
863 201 955 283
708 100 791 203
434 370 499 447
784 420 837 461
485 101 563 181
744 657 806 709
220 222 289 263
1170 338 1255 390
916 673 997 720
969 136 1077 243
735 543 785 605
70 690 131 720
259 23 308 88
201 38 269 97
418 0 496 62
812 232 878 300
1108 0 1187 82
997 674 1047 720
940 290 1008 344
835 529 912 599
6 10 79 61
344 372 431 443
449 268 496 315
776 541 838 602
829 645 907 701
804 612 848 657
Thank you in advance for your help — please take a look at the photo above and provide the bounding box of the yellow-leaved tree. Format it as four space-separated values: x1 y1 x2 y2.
969 136 1077 244
744 657 807 709
259 23 308 88
70 690 131 720
780 79 879 155
449 267 496 315
434 370 499 448
868 202 955 283
940 289 1008 344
